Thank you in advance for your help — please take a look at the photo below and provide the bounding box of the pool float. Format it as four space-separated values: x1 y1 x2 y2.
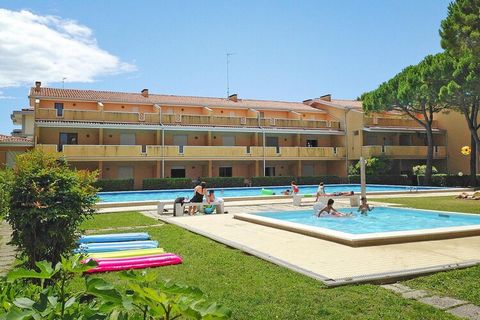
204 205 215 214
261 188 275 195
78 232 150 244
85 253 183 273
75 240 159 253
86 248 165 259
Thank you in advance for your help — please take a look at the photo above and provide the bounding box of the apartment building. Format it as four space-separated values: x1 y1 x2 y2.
26 82 346 188
4 83 474 189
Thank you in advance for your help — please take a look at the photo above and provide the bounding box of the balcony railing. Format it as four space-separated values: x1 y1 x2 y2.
36 144 346 160
364 117 439 128
362 146 446 158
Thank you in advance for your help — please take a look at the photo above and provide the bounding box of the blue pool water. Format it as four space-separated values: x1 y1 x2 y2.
255 207 480 234
98 184 446 203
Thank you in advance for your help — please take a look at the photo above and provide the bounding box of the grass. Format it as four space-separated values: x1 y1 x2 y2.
375 195 480 306
373 195 480 214
80 211 159 230
72 213 456 319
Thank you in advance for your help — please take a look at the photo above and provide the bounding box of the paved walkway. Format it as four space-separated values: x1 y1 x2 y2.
382 283 480 320
0 221 16 276
154 201 480 287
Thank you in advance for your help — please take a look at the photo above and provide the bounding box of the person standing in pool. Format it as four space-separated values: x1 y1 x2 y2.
358 197 374 215
189 181 207 215
316 199 351 217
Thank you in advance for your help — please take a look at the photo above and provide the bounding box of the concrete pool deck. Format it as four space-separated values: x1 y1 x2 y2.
156 201 480 287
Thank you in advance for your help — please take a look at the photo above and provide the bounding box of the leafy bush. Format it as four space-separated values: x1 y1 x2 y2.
0 256 231 319
94 178 134 191
348 175 410 185
202 177 245 188
0 169 13 219
4 150 98 268
349 156 392 175
143 178 192 190
251 176 295 186
421 174 479 187
296 176 346 185
413 165 438 176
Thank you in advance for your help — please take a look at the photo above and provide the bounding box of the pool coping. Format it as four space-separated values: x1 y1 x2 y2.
158 215 480 287
95 187 471 209
233 208 480 247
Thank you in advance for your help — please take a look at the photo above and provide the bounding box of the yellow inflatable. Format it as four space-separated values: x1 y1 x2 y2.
461 146 471 156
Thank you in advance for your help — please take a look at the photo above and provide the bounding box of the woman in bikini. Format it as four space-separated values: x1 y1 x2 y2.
189 181 207 215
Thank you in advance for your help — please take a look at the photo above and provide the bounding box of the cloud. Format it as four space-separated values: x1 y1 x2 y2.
0 9 136 87
0 91 17 99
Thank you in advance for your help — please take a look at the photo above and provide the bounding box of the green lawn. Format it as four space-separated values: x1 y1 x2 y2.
373 196 480 214
72 213 456 319
375 195 480 306
80 211 160 230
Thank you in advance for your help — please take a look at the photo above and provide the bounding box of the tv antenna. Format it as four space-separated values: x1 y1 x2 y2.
226 53 235 98
62 77 67 89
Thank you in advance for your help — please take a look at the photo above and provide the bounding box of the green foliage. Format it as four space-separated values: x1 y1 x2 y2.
201 177 245 188
143 178 192 190
0 168 13 219
95 179 134 191
5 150 98 268
348 157 392 176
348 175 410 185
412 165 438 176
250 176 295 187
0 256 231 320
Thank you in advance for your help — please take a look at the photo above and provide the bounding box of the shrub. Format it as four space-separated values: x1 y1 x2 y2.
94 178 134 191
413 165 438 176
296 176 346 185
5 150 98 267
349 156 392 175
143 178 192 190
251 176 295 186
202 177 245 188
422 174 478 187
348 175 410 185
0 169 13 219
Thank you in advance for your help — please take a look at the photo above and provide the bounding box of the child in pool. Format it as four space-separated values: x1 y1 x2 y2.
316 199 352 217
358 197 374 215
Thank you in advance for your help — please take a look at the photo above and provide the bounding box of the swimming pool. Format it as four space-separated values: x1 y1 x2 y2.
234 207 480 246
98 184 447 203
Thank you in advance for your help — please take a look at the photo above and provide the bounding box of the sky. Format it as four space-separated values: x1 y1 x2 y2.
0 0 451 135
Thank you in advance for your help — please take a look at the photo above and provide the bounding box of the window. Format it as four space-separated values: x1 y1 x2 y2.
171 167 186 178
222 136 235 146
302 164 314 176
219 166 233 177
173 135 188 146
59 132 77 151
120 133 136 145
54 103 64 117
266 137 278 147
306 139 318 147
118 166 134 179
399 134 412 146
265 166 276 177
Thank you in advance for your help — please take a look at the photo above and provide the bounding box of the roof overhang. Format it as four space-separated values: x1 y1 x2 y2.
363 127 445 134
35 120 345 135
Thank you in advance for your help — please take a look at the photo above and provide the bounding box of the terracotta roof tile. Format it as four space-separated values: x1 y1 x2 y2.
0 134 33 144
30 87 324 113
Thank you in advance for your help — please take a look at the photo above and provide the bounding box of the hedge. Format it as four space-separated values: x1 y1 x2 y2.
143 178 191 190
296 175 346 185
251 176 295 187
348 175 410 185
94 179 134 192
201 177 245 188
420 174 480 187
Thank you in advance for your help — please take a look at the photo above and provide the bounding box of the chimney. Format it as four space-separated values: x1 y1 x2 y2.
228 94 238 102
141 88 149 97
34 81 41 92
319 94 331 101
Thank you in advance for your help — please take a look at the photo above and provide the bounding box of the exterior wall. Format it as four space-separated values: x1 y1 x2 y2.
38 127 99 145
163 161 208 179
102 161 156 189
0 146 31 168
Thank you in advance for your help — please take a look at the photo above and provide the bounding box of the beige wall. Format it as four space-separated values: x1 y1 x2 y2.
38 128 99 145
102 161 156 189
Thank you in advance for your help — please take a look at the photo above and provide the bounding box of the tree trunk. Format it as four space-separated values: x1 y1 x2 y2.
424 125 434 186
470 135 477 187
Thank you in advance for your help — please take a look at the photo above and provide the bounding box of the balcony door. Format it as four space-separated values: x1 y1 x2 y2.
59 132 77 151
118 166 134 179
171 166 186 178
222 136 235 146
265 166 275 177
302 164 314 176
120 133 136 145
173 135 188 146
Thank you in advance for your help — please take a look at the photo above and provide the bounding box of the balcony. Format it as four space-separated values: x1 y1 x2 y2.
36 144 346 160
364 117 439 129
36 108 160 124
362 146 446 158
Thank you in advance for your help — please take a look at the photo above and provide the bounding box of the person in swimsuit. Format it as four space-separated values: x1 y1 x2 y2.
358 197 373 215
315 182 325 201
316 199 351 217
291 181 299 194
189 181 207 215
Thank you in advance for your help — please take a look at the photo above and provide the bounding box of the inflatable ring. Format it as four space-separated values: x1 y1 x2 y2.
261 188 275 195
204 205 215 214
461 146 471 156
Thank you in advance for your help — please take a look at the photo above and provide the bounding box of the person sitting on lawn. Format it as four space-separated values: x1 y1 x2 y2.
455 192 469 199
358 197 374 215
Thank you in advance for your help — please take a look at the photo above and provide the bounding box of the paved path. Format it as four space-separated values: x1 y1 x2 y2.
382 283 480 320
0 221 16 276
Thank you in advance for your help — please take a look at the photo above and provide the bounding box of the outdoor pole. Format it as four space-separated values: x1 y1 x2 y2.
360 156 366 198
